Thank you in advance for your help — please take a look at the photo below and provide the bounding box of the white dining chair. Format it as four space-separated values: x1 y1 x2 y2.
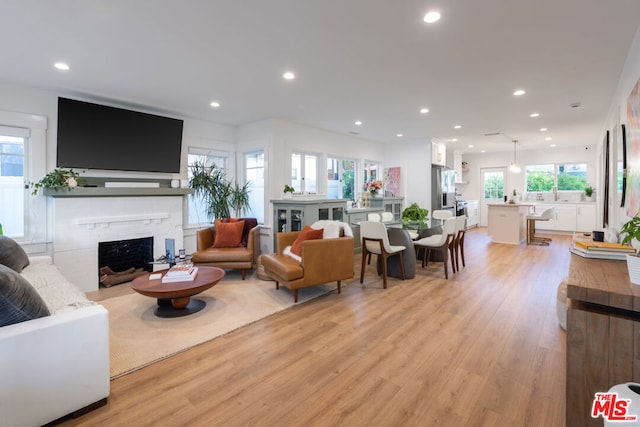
367 213 381 222
359 221 406 288
381 211 394 222
527 208 554 245
414 217 457 279
453 216 467 272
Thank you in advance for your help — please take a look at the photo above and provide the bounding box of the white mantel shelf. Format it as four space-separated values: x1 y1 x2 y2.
43 187 193 197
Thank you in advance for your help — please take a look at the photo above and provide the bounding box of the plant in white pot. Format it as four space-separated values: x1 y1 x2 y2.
620 216 640 284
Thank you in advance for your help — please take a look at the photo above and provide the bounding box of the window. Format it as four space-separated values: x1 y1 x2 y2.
187 148 228 225
291 152 318 193
0 132 26 237
363 161 379 185
483 170 504 199
245 150 264 223
327 157 355 201
526 163 588 192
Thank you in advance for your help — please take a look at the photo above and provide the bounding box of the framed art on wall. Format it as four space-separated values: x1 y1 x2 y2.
626 77 640 217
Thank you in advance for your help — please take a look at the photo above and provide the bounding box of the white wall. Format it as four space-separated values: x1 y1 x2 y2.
603 26 640 230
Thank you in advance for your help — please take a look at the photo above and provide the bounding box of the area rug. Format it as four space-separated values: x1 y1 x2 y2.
101 275 336 379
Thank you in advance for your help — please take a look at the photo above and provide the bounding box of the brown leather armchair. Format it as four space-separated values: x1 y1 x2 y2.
191 223 259 279
261 231 354 302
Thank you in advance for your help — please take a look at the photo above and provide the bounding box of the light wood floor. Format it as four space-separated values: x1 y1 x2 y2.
57 228 568 427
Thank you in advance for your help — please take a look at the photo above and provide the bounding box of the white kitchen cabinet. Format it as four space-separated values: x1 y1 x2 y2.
432 141 446 166
533 203 597 232
576 204 596 232
453 150 467 183
467 200 479 227
554 205 577 231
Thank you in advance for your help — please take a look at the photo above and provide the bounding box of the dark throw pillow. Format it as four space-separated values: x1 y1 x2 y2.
0 264 50 327
0 235 30 273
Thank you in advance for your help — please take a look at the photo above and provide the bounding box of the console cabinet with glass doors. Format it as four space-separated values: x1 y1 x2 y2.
271 199 348 248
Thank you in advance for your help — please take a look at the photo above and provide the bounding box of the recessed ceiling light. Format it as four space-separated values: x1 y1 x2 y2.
550 144 556 147
420 108 429 114
423 11 441 23
283 71 295 80
481 150 486 153
396 133 403 137
513 89 526 96
540 127 548 132
545 137 552 141
54 62 70 71
468 145 474 148
209 101 220 108
454 125 462 129
452 138 458 142
355 120 363 126
530 113 540 118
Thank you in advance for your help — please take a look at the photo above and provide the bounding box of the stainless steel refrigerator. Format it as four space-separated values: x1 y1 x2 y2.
431 165 456 218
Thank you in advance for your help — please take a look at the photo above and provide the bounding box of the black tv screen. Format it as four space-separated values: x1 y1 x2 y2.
57 97 184 173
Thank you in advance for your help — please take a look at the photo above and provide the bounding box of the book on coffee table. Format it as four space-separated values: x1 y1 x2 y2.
162 267 198 283
165 264 195 277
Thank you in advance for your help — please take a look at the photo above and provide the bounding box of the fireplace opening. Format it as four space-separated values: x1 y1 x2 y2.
98 236 154 287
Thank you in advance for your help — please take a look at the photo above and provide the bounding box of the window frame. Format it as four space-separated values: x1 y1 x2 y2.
525 162 589 193
291 151 319 194
186 147 230 226
327 156 357 201
244 149 265 223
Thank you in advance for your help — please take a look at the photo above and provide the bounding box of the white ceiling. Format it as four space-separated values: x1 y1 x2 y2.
1 0 640 154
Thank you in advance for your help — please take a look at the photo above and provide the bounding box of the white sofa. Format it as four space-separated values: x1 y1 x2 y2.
0 256 110 427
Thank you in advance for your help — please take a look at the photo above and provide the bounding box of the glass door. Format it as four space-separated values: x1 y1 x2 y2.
480 168 505 227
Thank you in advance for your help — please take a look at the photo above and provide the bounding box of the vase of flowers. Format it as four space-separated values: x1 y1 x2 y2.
367 180 383 196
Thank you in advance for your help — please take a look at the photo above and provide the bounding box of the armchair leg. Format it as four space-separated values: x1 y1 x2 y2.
337 281 341 294
275 281 279 290
294 289 299 303
241 269 246 280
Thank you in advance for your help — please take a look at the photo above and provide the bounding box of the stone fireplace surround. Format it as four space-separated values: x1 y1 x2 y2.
52 195 185 292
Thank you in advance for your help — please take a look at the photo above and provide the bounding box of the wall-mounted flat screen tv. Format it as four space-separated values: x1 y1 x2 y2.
57 97 184 173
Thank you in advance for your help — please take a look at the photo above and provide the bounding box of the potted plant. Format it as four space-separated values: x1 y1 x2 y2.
31 168 80 195
189 160 251 220
283 184 295 199
621 215 640 285
401 203 429 230
584 185 595 201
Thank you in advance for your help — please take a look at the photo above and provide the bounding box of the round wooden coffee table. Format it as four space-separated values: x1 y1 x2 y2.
131 266 225 318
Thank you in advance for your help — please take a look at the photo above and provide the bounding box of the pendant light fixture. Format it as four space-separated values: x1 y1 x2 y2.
509 140 521 173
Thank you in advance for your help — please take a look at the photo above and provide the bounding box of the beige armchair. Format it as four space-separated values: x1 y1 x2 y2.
261 231 354 302
191 220 259 279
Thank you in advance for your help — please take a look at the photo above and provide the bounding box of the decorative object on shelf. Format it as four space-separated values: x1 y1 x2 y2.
584 184 595 201
461 161 468 172
283 184 295 199
401 202 429 229
366 180 383 196
188 160 251 220
31 168 81 195
621 215 640 284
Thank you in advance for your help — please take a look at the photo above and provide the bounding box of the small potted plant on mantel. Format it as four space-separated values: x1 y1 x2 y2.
31 168 80 195
620 215 640 285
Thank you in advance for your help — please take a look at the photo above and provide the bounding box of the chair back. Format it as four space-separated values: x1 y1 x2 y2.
455 216 467 234
367 213 381 222
360 221 393 254
433 210 454 220
417 217 456 247
540 207 554 220
381 212 394 222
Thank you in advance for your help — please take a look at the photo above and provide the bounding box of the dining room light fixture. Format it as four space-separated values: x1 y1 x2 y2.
509 140 521 173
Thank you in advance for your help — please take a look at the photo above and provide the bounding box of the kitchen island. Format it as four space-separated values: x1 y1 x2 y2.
487 202 534 244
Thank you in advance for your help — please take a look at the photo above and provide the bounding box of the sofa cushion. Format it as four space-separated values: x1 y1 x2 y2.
0 235 30 273
290 226 324 256
261 254 304 281
213 220 245 248
0 264 50 327
191 246 254 263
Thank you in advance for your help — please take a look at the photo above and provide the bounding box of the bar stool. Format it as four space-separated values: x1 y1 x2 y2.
527 208 554 245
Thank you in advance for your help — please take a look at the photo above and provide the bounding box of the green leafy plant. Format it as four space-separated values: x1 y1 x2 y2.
621 216 640 246
189 160 251 220
584 185 594 197
401 203 429 229
283 184 295 194
31 168 80 195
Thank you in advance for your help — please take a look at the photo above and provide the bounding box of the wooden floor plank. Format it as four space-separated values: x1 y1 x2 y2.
56 228 569 426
